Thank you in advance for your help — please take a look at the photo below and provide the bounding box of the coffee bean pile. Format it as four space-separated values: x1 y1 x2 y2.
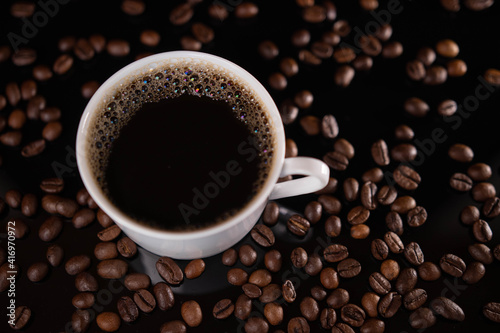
1 0 500 332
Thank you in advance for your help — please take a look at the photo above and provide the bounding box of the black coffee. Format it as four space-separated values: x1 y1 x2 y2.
88 62 274 231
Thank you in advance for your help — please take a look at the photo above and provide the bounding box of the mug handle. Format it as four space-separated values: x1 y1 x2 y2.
269 157 330 200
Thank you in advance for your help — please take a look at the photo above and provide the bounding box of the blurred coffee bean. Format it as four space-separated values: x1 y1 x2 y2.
430 297 465 321
447 59 467 77
12 48 36 66
382 41 403 58
89 34 106 53
406 60 426 81
235 2 259 19
258 40 279 60
418 262 441 281
484 68 500 85
208 4 229 20
404 97 429 117
268 72 287 90
33 64 53 81
352 55 373 71
436 39 460 57
121 0 145 15
299 49 322 65
53 54 73 75
300 115 320 135
448 143 474 162
107 39 130 57
302 5 326 23
291 29 311 47
423 65 448 85
140 29 161 47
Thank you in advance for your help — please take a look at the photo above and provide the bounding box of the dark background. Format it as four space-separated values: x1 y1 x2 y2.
1 0 500 332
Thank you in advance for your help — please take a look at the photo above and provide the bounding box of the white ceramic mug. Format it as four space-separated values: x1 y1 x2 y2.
76 51 329 259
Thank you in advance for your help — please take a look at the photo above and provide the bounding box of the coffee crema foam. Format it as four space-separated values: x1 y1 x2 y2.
87 60 275 207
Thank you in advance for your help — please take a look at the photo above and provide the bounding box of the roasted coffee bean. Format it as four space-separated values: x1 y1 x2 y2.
424 65 448 85
468 162 492 181
311 41 333 59
154 282 175 311
117 237 137 258
262 202 279 226
333 323 355 333
361 292 380 318
321 30 340 46
353 54 373 71
395 267 418 295
407 206 427 227
437 99 458 116
227 268 248 286
288 316 310 332
134 289 156 313
10 306 31 330
251 224 275 247
300 115 320 135
72 292 95 309
337 258 361 278
324 244 349 263
436 39 459 58
5 189 22 208
9 218 29 239
140 29 161 47
322 289 348 311
483 196 500 218
264 249 282 273
385 211 403 236
0 46 10 63
430 297 465 321
483 302 500 323
473 219 493 242
39 216 63 242
21 193 37 217
21 139 46 157
212 298 234 319
258 283 280 303
406 59 426 80
280 57 299 77
121 0 145 15
32 64 52 81
242 283 262 299
81 80 100 99
334 65 355 87
281 279 297 303
347 206 370 225
404 97 429 117
378 292 402 318
26 95 46 119
449 143 474 162
292 30 311 48
65 255 91 275
391 195 416 214
117 296 139 323
97 259 128 279
12 48 36 66
235 2 259 18
73 38 94 61
42 195 78 218
268 72 287 90
464 0 494 10
391 143 417 162
156 257 183 284
310 285 327 302
484 68 500 85
462 261 485 284
394 165 421 190
382 41 403 58
94 242 118 260
258 40 279 60
303 201 321 225
333 19 351 36
380 259 400 281
53 54 73 75
343 178 359 202
341 304 366 327
40 177 64 193
46 244 64 267
239 244 257 266
471 182 496 202
369 272 391 295
8 109 25 129
447 59 467 77
384 231 404 254
290 247 308 268
320 114 339 139
371 239 389 261
27 262 49 282
318 195 342 214
98 225 122 241
249 269 271 287
440 254 466 277
468 243 493 264
244 317 268 333
319 307 337 329
96 312 121 332
41 121 62 141
459 196 477 219
409 307 436 329
88 33 106 53
320 267 339 289
403 289 427 311
124 273 150 291
371 139 390 166
75 272 98 292
222 248 237 266
107 39 130 57
180 35 201 51
418 262 441 281
361 181 378 210
334 138 355 159
160 320 187 333
279 99 298 125
285 138 298 158
287 214 310 236
450 172 473 191
301 4 326 22
72 208 95 229
96 209 114 228
377 185 397 205
350 224 370 239
440 0 460 11
333 47 356 63
184 259 205 279
325 215 342 237
299 296 319 322
40 106 61 122
0 131 22 146
181 300 202 327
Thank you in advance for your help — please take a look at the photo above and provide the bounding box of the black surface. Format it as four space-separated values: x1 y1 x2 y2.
1 0 500 332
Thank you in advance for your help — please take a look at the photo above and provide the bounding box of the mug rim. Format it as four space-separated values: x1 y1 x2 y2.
76 51 285 240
